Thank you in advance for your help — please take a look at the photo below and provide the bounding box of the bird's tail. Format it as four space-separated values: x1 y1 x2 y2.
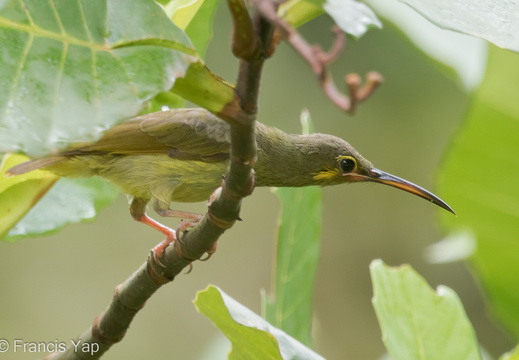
6 156 68 176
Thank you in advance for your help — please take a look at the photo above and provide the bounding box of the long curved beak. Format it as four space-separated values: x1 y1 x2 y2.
354 168 455 214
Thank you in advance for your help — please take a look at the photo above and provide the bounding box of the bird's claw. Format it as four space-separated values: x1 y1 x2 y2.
175 219 201 245
199 242 218 261
152 217 216 271
177 218 217 261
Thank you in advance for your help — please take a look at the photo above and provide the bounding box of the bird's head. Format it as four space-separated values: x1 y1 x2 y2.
301 133 455 214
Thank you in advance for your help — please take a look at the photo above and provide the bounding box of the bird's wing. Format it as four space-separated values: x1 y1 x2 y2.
141 108 231 160
69 108 231 161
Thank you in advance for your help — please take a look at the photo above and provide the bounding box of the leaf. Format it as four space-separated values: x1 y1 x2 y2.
500 345 519 360
0 0 196 156
371 260 482 360
264 110 322 346
0 153 57 240
282 0 381 37
194 286 325 360
398 0 519 52
438 46 519 339
5 177 118 241
158 0 221 110
171 60 236 113
278 0 324 28
322 0 382 38
424 229 476 264
164 0 219 58
140 90 186 114
365 0 488 90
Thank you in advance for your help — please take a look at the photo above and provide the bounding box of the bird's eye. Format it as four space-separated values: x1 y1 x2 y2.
340 157 356 173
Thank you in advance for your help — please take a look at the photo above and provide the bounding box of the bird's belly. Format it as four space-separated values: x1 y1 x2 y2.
97 155 228 204
169 182 218 202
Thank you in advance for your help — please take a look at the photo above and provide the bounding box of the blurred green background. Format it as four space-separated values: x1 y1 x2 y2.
0 4 513 360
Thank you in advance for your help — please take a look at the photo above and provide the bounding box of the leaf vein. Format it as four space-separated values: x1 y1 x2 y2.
18 0 34 26
48 0 65 35
0 17 108 51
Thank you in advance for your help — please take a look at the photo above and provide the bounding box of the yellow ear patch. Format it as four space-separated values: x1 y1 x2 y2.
312 167 340 181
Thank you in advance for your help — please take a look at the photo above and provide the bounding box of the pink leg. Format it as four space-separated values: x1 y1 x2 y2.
130 197 176 257
136 213 176 257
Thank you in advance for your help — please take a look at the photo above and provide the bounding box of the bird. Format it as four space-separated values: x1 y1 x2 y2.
8 108 454 256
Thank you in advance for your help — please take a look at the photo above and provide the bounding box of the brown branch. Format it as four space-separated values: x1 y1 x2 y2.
255 0 383 114
228 0 262 60
44 2 274 360
44 259 161 359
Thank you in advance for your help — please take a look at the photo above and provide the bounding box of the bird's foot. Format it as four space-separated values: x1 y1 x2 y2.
149 214 215 265
177 219 200 236
175 219 217 261
152 231 176 260
152 232 194 274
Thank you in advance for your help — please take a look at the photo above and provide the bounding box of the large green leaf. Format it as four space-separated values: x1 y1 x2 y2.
0 0 196 156
194 286 325 360
399 0 519 52
438 46 519 339
371 260 482 360
263 110 322 346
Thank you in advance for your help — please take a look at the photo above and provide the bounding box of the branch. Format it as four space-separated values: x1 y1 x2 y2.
255 0 383 114
45 1 273 359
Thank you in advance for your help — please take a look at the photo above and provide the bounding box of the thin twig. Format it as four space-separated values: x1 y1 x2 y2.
255 0 383 114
